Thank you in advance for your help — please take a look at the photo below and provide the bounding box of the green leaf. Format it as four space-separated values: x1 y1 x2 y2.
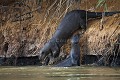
96 0 104 8
96 0 106 8
104 3 108 11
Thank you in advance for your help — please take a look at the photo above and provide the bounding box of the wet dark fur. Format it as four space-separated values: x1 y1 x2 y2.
55 34 80 67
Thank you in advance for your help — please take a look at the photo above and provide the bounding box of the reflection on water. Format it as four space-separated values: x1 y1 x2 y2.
0 66 120 80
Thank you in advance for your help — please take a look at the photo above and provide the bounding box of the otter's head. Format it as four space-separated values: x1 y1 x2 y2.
71 34 80 44
39 42 52 61
39 41 60 63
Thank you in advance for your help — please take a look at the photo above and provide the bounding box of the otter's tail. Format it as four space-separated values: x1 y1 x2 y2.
87 11 120 19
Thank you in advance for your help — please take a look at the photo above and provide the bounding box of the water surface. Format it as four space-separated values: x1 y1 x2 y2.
0 66 120 80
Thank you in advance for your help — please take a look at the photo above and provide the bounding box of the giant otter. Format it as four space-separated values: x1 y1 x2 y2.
55 34 80 67
70 33 80 66
39 10 120 63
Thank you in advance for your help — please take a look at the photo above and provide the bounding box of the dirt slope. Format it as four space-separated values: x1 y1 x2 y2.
0 0 119 57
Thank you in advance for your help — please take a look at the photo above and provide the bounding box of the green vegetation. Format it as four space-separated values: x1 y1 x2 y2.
96 0 108 11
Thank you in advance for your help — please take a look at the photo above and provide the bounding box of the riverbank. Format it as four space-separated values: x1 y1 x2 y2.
0 55 120 67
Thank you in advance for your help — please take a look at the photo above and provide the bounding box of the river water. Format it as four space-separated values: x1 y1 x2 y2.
0 66 120 80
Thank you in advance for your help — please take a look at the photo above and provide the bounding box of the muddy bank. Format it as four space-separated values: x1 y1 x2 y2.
0 56 41 66
0 55 120 67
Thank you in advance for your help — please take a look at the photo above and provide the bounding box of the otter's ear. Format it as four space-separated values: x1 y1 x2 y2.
71 33 80 43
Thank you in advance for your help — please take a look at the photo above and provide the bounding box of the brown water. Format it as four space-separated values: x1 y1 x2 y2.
0 66 120 80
